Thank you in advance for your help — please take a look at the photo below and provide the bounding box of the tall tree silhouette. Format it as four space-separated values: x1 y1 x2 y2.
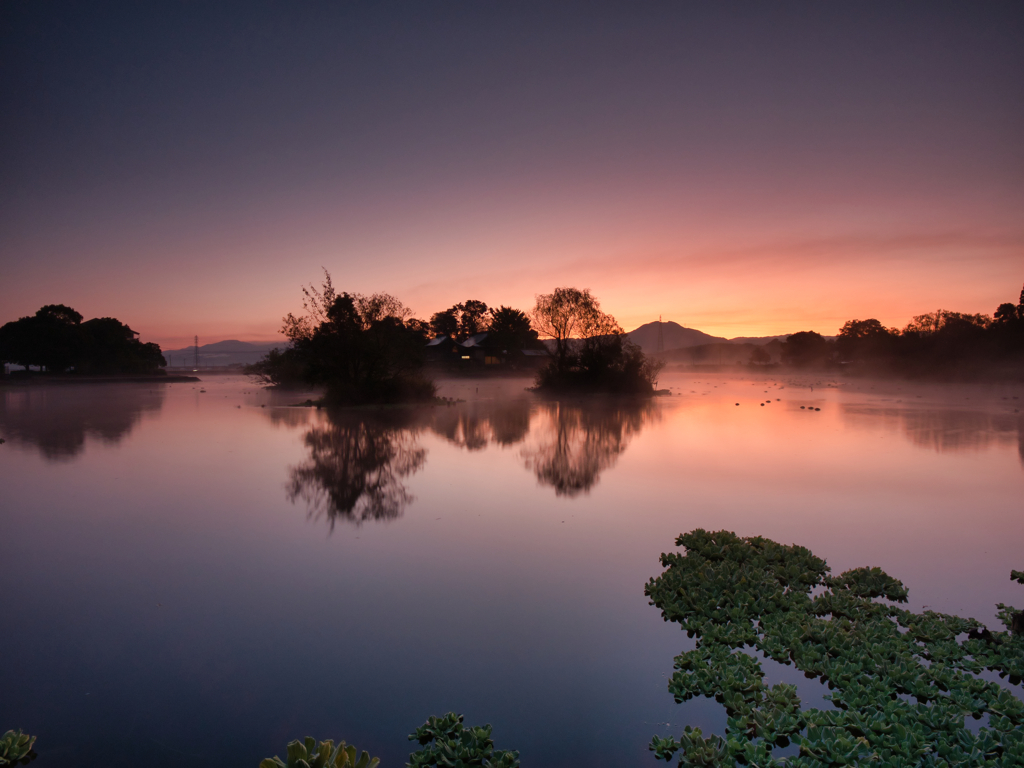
531 287 661 393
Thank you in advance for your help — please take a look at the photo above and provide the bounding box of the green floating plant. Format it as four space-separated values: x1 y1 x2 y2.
407 712 519 768
0 730 36 766
260 737 379 768
645 529 1024 767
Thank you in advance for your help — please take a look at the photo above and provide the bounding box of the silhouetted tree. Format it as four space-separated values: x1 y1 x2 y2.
247 271 434 403
457 300 489 339
990 289 1024 356
532 287 662 393
994 303 1019 325
429 300 490 341
78 318 166 374
429 309 459 339
0 304 83 371
836 318 897 363
828 284 1024 376
486 306 539 353
531 288 601 372
406 318 432 338
903 310 991 336
781 331 833 367
902 310 994 369
0 304 164 373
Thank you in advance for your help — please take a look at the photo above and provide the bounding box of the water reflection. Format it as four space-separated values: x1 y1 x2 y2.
425 399 658 496
521 401 659 497
428 400 532 450
842 405 1024 466
284 398 660 526
287 410 427 528
0 384 165 460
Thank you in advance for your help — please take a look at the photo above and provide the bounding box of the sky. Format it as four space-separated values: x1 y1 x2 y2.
1 1 1022 348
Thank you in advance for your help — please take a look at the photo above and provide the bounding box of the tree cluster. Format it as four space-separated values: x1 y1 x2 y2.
780 283 1024 376
531 287 662 394
248 278 663 401
245 272 435 404
0 304 166 374
429 300 541 353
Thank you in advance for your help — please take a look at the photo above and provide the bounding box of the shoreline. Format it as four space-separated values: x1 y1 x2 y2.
1 374 201 385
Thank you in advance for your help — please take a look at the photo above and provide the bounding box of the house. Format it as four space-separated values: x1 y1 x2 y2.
424 336 464 364
459 333 500 365
426 333 551 369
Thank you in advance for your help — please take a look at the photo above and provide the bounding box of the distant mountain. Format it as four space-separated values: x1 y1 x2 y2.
161 340 286 367
627 322 835 353
627 321 726 353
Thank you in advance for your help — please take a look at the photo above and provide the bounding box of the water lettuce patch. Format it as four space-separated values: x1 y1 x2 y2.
645 529 1024 767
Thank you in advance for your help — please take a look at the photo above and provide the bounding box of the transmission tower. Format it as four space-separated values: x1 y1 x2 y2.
194 335 199 369
656 315 664 355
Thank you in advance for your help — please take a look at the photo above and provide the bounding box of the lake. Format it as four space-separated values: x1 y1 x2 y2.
1 372 1022 767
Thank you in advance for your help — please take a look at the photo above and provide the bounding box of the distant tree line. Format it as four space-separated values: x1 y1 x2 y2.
779 283 1024 375
0 304 165 375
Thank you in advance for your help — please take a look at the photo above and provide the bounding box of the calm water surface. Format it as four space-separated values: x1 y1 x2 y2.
2 372 1022 767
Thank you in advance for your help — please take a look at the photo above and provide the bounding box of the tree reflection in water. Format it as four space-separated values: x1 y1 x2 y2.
842 404 1024 468
287 399 659 526
287 410 426 528
0 383 165 461
521 400 658 497
428 400 532 450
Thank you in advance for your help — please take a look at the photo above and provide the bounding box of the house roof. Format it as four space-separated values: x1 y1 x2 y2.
459 332 489 348
426 336 452 347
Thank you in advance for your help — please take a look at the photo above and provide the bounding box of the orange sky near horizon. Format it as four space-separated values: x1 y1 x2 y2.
4 187 1021 350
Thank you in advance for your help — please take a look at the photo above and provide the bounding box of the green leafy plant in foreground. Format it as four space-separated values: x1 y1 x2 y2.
0 730 36 766
645 529 1024 767
407 712 519 768
260 737 379 768
260 714 518 768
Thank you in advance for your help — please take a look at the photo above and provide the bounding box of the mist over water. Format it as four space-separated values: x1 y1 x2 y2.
1 373 1021 767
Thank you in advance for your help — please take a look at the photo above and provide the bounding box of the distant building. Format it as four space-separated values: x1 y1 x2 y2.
425 333 550 369
424 336 464 364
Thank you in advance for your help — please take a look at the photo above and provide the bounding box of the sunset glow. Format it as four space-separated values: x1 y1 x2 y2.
2 4 1022 347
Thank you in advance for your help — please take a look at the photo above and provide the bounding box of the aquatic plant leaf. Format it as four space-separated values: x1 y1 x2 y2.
261 737 379 768
0 730 37 766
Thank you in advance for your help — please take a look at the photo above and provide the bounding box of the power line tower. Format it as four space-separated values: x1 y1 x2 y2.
656 315 664 355
194 335 199 369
